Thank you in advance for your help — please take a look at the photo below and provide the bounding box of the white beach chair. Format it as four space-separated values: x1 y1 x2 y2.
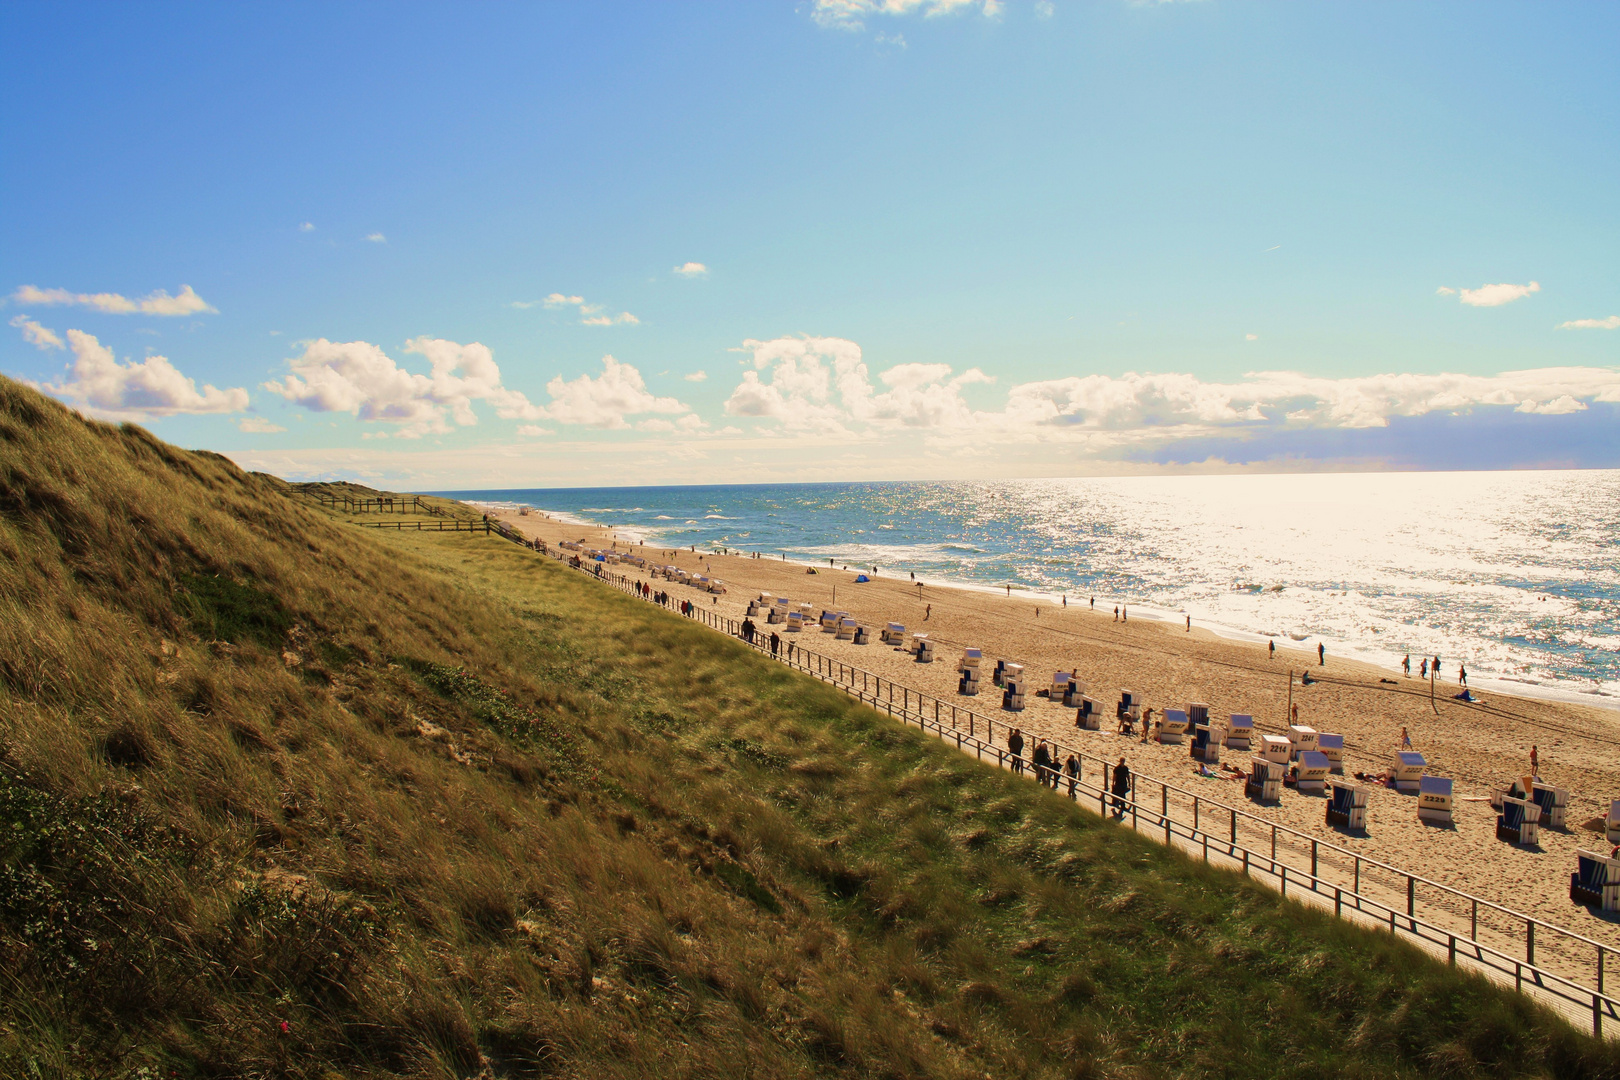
1497 796 1541 846
1187 702 1210 727
1316 733 1345 773
1572 850 1620 911
913 634 935 663
1327 781 1368 832
1287 725 1319 758
1392 751 1426 794
1418 775 1454 825
1607 800 1620 846
785 611 804 632
1076 696 1100 730
1260 735 1292 766
1247 757 1283 805
1158 708 1190 745
1295 750 1331 795
960 647 983 670
1224 714 1254 751
1191 723 1221 763
1001 665 1026 711
1050 672 1073 700
882 622 906 646
1061 678 1085 708
1531 783 1569 830
836 616 856 641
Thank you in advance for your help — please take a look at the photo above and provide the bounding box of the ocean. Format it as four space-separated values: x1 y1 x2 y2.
433 470 1620 708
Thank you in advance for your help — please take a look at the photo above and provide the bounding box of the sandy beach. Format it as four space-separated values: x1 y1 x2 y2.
493 507 1620 974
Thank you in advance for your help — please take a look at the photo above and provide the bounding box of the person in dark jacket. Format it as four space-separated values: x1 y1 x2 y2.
1111 757 1131 818
769 631 780 657
1007 728 1025 774
1032 739 1052 787
1063 753 1080 798
741 617 756 644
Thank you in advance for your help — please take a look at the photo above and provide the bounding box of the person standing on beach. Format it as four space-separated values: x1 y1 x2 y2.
1317 643 1325 666
1400 726 1412 749
1420 657 1428 678
1113 605 1119 622
1122 606 1128 622
1403 654 1411 676
1458 663 1467 686
1186 615 1191 632
1433 654 1442 679
1111 757 1131 818
924 604 931 620
1530 744 1539 778
741 617 755 645
1090 597 1094 609
1269 639 1276 659
1140 707 1155 744
1033 739 1052 787
1007 728 1025 774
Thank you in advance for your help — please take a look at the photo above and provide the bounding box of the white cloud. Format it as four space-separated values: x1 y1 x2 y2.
684 370 708 382
1448 281 1540 307
636 414 707 433
10 283 216 316
1245 333 1258 341
1035 0 1054 17
10 315 63 350
264 337 545 437
365 232 387 243
36 330 249 420
673 262 709 277
1436 287 1457 296
1558 315 1620 330
237 416 286 433
811 0 1000 30
1515 395 1586 415
723 334 1620 445
540 355 693 429
298 222 315 232
516 424 552 437
538 292 639 326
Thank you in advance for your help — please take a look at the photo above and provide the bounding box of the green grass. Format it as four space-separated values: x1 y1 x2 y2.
1 372 1617 1079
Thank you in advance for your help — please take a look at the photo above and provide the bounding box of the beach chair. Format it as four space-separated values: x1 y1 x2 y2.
853 623 871 645
708 579 727 595
1260 735 1292 766
798 603 816 625
992 659 1008 687
820 610 839 632
1076 696 1100 731
1061 678 1085 708
1571 850 1620 912
1607 801 1620 846
1224 714 1254 751
836 616 856 641
1327 782 1368 832
1050 672 1073 700
1391 752 1426 794
913 634 935 663
1316 733 1345 773
1287 725 1319 759
1489 777 1530 811
785 610 804 632
1418 776 1454 825
1187 702 1209 726
1116 691 1141 730
958 666 980 695
1295 750 1331 795
960 647 983 670
1531 783 1569 830
1190 724 1220 764
1158 708 1190 745
1497 796 1541 845
1001 665 1026 711
882 622 906 646
1247 757 1283 805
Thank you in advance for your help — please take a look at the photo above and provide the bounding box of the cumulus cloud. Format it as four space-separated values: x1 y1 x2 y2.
1558 315 1620 330
541 355 694 429
237 416 286 433
811 0 1000 30
1245 333 1259 341
298 222 315 232
1437 280 1540 307
516 424 552 437
36 330 249 420
264 337 545 437
722 335 1620 447
365 232 387 243
673 262 709 277
10 283 216 316
684 370 708 382
724 335 992 430
10 315 63 349
539 293 639 326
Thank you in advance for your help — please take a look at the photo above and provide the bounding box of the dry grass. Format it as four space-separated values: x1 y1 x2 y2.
1 373 1617 1080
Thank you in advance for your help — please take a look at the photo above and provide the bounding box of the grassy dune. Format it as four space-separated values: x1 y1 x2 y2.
1 374 1616 1079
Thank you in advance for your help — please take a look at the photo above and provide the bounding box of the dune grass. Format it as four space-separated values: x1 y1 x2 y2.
1 373 1617 1079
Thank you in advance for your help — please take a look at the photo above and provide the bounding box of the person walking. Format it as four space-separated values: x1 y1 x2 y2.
925 604 931 620
1122 606 1128 622
1111 757 1131 818
1186 615 1191 632
1318 642 1325 666
1420 657 1428 679
1269 639 1276 659
1007 728 1025 774
1403 654 1411 676
1032 740 1052 787
1064 754 1079 798
1458 663 1467 686
1113 605 1119 622
1090 596 1094 609
1140 706 1155 744
1400 726 1412 749
1530 744 1539 778
741 617 755 645
769 631 780 657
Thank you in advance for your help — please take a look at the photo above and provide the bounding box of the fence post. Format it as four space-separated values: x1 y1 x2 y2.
1527 920 1535 966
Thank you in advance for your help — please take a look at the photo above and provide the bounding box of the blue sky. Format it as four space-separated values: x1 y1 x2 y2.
3 0 1616 486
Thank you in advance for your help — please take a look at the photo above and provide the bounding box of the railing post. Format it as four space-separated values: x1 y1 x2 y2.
1311 840 1318 882
1527 920 1535 966
1408 877 1415 927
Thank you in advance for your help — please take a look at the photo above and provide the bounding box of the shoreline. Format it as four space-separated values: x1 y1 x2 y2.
472 498 1619 714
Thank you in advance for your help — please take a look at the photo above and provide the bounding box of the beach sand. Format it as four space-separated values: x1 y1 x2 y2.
494 508 1620 977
